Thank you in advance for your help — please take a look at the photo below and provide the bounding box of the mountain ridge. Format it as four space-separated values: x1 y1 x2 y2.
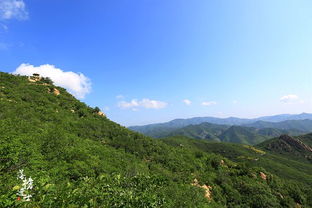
131 119 311 145
130 112 312 129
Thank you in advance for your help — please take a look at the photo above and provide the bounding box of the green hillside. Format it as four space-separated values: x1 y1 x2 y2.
219 126 268 145
256 134 312 164
1 72 312 207
168 122 229 141
161 136 312 185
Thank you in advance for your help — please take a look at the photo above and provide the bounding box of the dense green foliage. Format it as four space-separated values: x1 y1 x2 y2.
162 136 312 186
219 126 270 145
1 72 312 207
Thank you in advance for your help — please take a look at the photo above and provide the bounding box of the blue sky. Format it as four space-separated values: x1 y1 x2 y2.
1 0 312 126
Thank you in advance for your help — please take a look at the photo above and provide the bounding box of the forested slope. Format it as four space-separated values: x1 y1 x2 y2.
0 72 311 207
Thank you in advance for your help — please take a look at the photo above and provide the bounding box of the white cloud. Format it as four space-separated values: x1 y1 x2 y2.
183 99 192 105
12 63 91 99
0 0 28 20
202 101 217 106
118 98 167 110
280 94 301 104
232 100 238 104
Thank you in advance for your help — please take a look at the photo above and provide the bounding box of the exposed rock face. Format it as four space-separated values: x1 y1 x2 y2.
97 111 106 117
192 179 212 201
278 135 312 153
53 88 60 96
259 172 267 180
48 88 60 96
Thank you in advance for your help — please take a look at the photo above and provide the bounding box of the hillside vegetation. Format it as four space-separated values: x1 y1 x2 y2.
161 136 312 186
257 134 312 164
0 72 312 207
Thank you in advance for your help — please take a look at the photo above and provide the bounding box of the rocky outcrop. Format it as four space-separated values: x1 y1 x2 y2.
48 88 60 96
53 88 60 96
192 179 212 201
97 111 106 117
279 135 312 153
259 172 267 180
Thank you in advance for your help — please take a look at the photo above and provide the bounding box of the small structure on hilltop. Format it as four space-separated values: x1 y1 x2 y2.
28 73 42 82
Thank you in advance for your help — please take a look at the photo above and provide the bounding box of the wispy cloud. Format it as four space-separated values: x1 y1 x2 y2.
116 95 125 99
0 0 28 20
182 99 192 105
201 101 217 106
12 63 91 99
280 94 303 104
118 98 167 110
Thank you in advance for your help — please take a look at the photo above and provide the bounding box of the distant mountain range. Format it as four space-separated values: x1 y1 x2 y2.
164 122 303 145
129 114 312 145
130 113 312 130
244 119 312 131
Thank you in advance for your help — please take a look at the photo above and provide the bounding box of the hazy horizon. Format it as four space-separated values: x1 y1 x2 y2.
127 112 312 127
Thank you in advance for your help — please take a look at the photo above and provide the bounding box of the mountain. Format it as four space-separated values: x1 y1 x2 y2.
245 119 312 133
129 113 312 137
257 127 291 137
167 122 229 141
136 121 300 145
257 113 312 122
219 126 268 145
167 123 279 145
129 117 251 136
256 134 312 163
129 117 253 137
1 72 312 207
